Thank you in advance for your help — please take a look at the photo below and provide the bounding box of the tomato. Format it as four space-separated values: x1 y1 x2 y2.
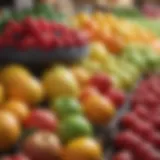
0 111 21 151
82 94 116 125
3 100 30 123
63 137 102 160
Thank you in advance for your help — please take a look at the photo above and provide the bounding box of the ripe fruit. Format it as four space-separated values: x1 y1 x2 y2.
8 77 44 105
115 131 142 150
0 84 4 104
23 131 61 160
79 86 99 103
58 115 93 143
107 88 125 107
52 97 82 119
24 109 57 132
71 66 90 88
3 100 30 123
112 151 133 160
42 66 80 99
63 137 102 160
89 73 112 94
82 94 116 125
0 111 21 151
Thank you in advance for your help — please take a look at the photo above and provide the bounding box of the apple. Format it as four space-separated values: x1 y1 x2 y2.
115 131 142 150
106 88 125 107
23 131 62 160
58 115 93 143
42 66 80 99
89 73 112 94
24 109 58 132
112 151 133 160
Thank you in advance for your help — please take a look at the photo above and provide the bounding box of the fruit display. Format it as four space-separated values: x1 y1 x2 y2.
73 12 158 53
112 74 160 159
0 3 66 33
0 18 87 50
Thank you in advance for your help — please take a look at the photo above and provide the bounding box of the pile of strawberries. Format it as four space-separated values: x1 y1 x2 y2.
113 75 160 160
0 17 88 51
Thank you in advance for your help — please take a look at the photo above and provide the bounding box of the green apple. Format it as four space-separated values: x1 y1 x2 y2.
51 97 83 119
58 115 93 143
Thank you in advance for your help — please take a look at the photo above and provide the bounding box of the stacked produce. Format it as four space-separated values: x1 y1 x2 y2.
0 3 65 33
0 17 87 50
0 64 124 160
73 12 157 53
113 75 160 160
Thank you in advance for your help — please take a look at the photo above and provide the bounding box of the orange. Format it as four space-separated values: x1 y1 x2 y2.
0 111 21 151
82 94 116 125
3 100 30 123
63 137 102 160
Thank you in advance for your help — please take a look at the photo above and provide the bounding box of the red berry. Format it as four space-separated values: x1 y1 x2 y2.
38 19 51 31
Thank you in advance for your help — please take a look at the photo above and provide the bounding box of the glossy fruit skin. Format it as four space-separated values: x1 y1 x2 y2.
58 115 93 143
0 111 21 151
112 151 133 160
23 131 62 160
63 137 102 160
42 66 80 99
71 66 90 88
8 77 44 105
3 100 30 123
52 97 82 119
24 109 57 132
82 94 116 125
89 73 112 94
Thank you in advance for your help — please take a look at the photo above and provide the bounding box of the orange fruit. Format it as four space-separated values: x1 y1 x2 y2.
82 94 116 125
63 137 102 160
0 111 21 151
3 100 30 123
71 67 90 88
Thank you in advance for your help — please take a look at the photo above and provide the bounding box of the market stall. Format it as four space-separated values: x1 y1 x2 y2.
0 1 159 160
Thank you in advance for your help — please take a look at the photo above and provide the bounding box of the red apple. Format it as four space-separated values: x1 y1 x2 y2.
121 112 138 128
89 73 112 94
115 131 142 150
24 109 58 132
23 131 62 160
106 88 125 107
133 105 149 120
112 151 133 160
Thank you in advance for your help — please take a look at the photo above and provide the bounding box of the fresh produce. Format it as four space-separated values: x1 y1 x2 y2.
63 137 103 160
0 65 44 104
82 93 116 125
24 109 58 132
23 131 62 160
52 97 83 119
0 84 4 104
73 12 156 53
0 17 88 51
58 115 93 143
3 100 30 123
42 66 80 99
0 3 66 33
2 153 30 160
0 111 21 151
